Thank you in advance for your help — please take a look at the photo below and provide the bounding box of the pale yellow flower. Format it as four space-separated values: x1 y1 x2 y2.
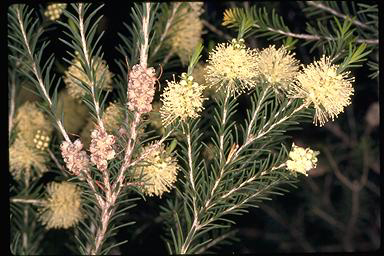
257 45 300 93
63 56 113 101
39 182 83 229
44 3 67 21
288 56 355 126
14 101 53 146
160 73 205 126
134 142 179 197
102 102 124 132
286 143 319 176
205 39 259 95
9 138 48 181
170 2 204 65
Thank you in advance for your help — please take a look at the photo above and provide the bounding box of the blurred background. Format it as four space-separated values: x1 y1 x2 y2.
11 1 379 254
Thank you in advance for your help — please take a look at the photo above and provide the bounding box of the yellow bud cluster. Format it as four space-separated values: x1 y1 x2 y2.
33 130 51 151
286 143 319 176
44 3 67 21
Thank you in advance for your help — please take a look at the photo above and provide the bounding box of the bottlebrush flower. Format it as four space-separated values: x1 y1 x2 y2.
39 182 83 229
89 126 116 171
206 38 259 95
257 45 300 93
60 139 90 176
134 142 179 197
9 138 48 181
160 73 205 126
288 56 354 126
64 56 113 101
170 2 204 65
127 64 156 115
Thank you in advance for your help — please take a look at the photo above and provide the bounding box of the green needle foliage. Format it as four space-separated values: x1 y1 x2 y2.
8 2 376 255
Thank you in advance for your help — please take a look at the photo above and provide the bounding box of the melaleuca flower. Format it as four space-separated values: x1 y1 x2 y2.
160 73 205 126
14 101 53 146
39 182 83 229
286 143 319 176
170 2 204 65
56 88 90 135
127 64 156 114
257 45 300 93
63 56 113 101
9 138 48 181
134 142 179 197
288 56 355 126
102 102 124 132
44 3 67 21
206 38 259 95
60 139 90 176
89 126 116 171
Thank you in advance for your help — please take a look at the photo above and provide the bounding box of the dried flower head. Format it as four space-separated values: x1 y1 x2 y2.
289 56 355 126
160 73 205 126
257 45 300 93
89 126 116 171
206 39 259 95
60 139 90 176
44 3 67 21
9 138 48 181
39 182 83 229
286 143 319 176
63 56 113 101
170 2 204 65
14 101 53 146
134 142 179 197
127 64 156 114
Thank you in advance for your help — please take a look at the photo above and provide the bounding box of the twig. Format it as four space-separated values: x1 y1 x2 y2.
47 148 66 174
151 3 181 58
202 19 231 41
195 229 238 254
140 2 151 68
9 71 16 140
10 198 44 205
15 6 71 143
312 207 345 231
252 22 378 44
307 1 371 30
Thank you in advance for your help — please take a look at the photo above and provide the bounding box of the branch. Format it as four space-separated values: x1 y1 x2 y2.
15 6 71 142
151 3 181 58
307 1 370 30
10 198 44 205
140 2 151 68
78 3 105 131
9 71 16 140
202 19 231 40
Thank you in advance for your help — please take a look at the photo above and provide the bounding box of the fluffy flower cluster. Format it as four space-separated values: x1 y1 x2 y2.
39 182 83 229
60 139 90 176
44 3 67 21
9 101 52 181
160 73 205 126
170 2 204 65
89 126 116 171
127 64 156 114
288 56 355 126
9 139 48 181
257 45 300 93
102 102 124 132
286 143 319 176
63 56 113 101
206 38 259 95
134 142 179 197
